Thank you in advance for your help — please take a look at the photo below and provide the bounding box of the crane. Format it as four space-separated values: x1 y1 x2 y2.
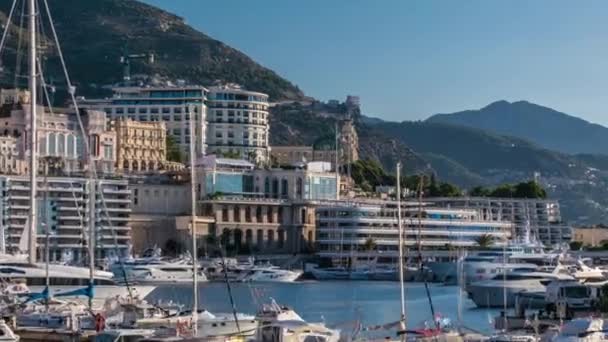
120 45 155 82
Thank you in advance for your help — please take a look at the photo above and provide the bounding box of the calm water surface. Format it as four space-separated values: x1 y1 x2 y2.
146 281 501 334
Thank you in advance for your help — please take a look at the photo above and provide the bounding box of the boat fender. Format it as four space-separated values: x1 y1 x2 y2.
95 313 106 332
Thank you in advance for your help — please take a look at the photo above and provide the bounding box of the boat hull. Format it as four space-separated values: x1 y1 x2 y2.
467 281 545 308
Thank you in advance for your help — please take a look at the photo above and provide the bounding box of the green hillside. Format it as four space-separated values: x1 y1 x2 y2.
0 0 305 101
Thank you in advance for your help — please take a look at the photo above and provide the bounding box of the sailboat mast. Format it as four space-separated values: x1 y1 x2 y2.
189 104 199 335
27 0 38 264
396 162 406 332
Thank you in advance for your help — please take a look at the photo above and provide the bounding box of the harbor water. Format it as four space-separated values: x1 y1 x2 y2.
147 281 502 335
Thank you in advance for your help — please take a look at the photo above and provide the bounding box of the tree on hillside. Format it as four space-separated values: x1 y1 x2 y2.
474 234 494 249
490 184 515 198
514 181 547 199
469 186 491 197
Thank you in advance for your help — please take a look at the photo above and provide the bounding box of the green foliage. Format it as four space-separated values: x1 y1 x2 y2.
220 150 241 159
569 241 583 251
350 160 461 197
468 181 547 199
351 159 394 192
0 1 305 101
474 234 494 249
470 186 491 197
166 135 183 163
363 237 377 252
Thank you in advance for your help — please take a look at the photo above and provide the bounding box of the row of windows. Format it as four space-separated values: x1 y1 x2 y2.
214 110 267 118
107 106 201 115
214 132 266 140
210 92 267 103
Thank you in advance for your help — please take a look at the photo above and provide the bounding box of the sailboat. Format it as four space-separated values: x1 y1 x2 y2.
0 0 155 311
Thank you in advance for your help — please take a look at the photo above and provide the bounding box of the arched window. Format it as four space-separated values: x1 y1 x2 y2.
245 229 253 246
57 133 65 156
281 179 288 198
48 132 57 156
296 177 303 199
272 178 279 198
38 134 47 155
67 134 75 157
264 177 270 196
76 136 84 157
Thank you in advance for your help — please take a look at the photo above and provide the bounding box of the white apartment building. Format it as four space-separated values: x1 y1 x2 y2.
316 201 512 265
428 197 571 245
79 86 208 159
206 85 270 164
0 176 132 262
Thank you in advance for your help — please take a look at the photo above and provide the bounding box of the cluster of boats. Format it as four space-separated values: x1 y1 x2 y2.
109 250 303 285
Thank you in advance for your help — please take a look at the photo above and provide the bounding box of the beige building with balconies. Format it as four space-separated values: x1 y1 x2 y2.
0 90 117 174
111 118 167 173
0 136 26 175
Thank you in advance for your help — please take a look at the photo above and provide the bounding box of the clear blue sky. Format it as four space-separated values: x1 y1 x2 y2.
143 0 608 125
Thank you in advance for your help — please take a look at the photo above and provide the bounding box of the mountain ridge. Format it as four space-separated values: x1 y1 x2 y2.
0 0 306 101
426 100 608 155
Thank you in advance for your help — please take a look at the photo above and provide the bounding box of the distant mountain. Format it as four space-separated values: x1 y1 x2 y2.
0 0 305 101
427 100 608 155
370 120 586 183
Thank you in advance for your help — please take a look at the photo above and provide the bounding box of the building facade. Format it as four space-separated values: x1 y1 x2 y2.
428 197 571 245
270 145 339 168
572 227 608 247
80 86 208 159
0 101 117 174
206 85 270 164
0 176 131 262
315 201 512 266
111 118 167 173
191 157 338 253
198 156 338 201
200 197 316 254
0 136 26 175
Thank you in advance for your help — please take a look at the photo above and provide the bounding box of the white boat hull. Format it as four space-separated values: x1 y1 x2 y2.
29 285 156 303
136 313 258 338
467 281 545 308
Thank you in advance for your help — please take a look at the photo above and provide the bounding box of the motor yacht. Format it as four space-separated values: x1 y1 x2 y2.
256 299 341 342
239 266 302 282
0 260 155 305
121 261 209 285
467 269 574 308
541 317 608 342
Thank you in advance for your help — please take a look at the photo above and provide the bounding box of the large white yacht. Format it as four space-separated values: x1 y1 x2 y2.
239 266 302 283
0 258 155 304
114 259 208 285
467 268 574 308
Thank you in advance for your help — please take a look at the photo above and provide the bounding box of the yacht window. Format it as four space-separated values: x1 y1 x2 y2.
565 287 589 298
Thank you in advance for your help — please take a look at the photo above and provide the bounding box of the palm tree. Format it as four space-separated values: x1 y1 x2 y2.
363 237 377 263
474 234 494 249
